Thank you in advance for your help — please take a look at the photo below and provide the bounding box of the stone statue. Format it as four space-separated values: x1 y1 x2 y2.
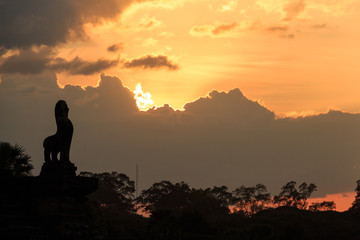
43 100 73 162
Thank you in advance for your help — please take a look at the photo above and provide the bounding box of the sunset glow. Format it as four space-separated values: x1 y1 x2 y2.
41 0 360 115
1 0 360 216
133 83 154 110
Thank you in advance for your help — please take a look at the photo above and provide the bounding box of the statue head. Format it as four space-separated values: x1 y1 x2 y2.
55 100 69 119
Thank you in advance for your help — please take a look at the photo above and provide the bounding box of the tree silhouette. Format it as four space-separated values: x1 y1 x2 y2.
136 181 229 217
79 171 135 213
274 181 317 209
232 184 271 216
309 201 336 211
298 182 317 209
349 180 360 211
0 141 33 176
136 181 190 214
206 185 232 209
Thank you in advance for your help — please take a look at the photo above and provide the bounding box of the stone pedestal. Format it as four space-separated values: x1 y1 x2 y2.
40 160 77 177
0 163 98 239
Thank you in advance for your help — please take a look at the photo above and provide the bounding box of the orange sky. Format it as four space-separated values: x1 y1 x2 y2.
1 0 360 210
310 192 356 212
51 0 360 115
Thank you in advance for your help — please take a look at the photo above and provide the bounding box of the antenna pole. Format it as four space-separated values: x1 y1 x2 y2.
136 164 139 198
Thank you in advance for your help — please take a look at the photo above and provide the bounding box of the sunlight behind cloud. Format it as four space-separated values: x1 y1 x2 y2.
133 83 154 110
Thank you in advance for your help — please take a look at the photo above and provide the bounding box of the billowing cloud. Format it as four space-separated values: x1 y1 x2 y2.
0 0 145 50
123 55 178 70
1 74 360 198
0 48 118 75
107 43 125 52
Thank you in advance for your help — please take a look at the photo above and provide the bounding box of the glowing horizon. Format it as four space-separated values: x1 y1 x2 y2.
50 0 360 115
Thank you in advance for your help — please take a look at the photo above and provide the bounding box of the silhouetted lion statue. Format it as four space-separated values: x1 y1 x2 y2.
43 100 73 162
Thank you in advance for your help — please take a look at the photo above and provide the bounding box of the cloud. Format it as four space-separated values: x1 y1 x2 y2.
217 0 238 12
50 57 118 75
0 48 118 75
183 89 275 121
212 23 238 35
1 74 360 198
107 43 125 52
0 47 54 75
283 0 306 21
309 23 331 29
0 0 146 50
189 22 239 37
266 26 289 32
123 55 178 70
279 33 295 39
0 48 7 57
158 32 174 38
136 16 163 30
142 38 158 47
265 25 295 39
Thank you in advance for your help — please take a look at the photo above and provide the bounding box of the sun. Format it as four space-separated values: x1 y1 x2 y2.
133 83 154 111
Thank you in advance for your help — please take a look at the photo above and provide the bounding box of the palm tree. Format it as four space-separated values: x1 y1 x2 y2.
0 142 33 176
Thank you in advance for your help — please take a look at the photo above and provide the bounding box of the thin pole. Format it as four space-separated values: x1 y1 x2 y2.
136 164 139 198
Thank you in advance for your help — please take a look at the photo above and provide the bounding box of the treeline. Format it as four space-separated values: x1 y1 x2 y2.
80 171 338 217
79 171 360 239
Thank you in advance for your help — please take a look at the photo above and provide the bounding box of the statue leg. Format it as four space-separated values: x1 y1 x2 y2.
43 135 56 161
44 150 50 162
43 136 52 162
60 149 70 162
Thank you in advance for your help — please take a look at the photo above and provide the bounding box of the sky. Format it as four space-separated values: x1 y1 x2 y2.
1 0 360 210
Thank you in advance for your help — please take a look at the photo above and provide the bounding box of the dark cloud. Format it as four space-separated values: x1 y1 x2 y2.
0 48 7 57
212 22 237 35
0 71 59 91
184 89 275 121
50 57 118 75
1 74 360 198
107 43 125 52
283 0 306 21
0 48 118 75
123 55 178 70
0 0 144 50
0 47 54 75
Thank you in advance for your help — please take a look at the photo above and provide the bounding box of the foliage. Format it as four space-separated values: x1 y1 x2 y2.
274 181 317 209
205 185 232 209
0 141 33 176
79 171 135 214
136 180 230 217
232 184 271 216
349 180 360 211
309 201 336 211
